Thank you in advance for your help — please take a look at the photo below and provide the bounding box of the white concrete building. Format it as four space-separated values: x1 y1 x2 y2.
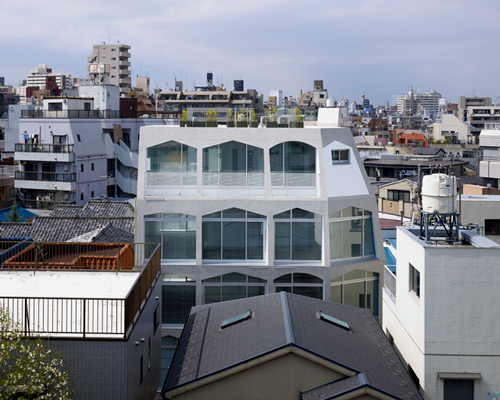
14 97 177 207
134 113 385 383
383 223 500 400
432 114 470 144
479 129 500 188
26 64 73 92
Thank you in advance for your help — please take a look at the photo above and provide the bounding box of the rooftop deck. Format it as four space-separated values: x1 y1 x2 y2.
0 241 160 339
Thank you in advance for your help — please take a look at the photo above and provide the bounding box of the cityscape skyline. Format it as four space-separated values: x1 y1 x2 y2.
2 0 500 105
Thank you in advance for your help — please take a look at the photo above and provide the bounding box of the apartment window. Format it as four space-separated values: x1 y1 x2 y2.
145 213 196 260
146 141 197 189
161 336 179 388
84 103 91 111
329 207 375 260
77 134 81 142
409 263 420 297
387 190 410 202
162 275 196 325
202 141 264 187
80 164 84 172
91 191 94 197
274 208 322 261
202 208 265 261
91 163 94 171
274 273 323 299
48 102 62 111
270 141 316 187
331 149 350 164
331 270 379 317
443 380 473 400
485 219 500 235
203 273 266 303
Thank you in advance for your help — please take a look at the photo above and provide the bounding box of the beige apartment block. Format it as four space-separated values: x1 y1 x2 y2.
88 43 131 96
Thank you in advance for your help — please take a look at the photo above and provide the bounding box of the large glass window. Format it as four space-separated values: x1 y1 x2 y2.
160 336 179 390
202 208 265 261
202 141 264 186
274 273 323 299
203 273 266 303
331 270 379 317
329 207 376 260
145 213 196 260
443 379 473 400
270 142 316 186
162 275 196 325
146 141 196 192
274 208 322 261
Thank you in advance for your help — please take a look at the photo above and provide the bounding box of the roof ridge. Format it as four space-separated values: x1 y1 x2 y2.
280 291 294 344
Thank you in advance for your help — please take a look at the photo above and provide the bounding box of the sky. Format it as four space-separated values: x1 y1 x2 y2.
2 0 500 105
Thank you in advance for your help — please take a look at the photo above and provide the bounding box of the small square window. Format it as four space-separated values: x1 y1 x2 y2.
332 149 350 164
409 263 420 297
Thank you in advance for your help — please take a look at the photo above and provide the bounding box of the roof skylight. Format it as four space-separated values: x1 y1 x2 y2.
319 311 351 331
221 310 252 329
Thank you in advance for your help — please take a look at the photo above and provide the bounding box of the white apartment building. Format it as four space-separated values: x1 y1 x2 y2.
26 64 73 92
383 224 500 400
14 97 177 207
135 114 385 384
479 129 500 188
88 43 131 96
432 114 471 143
397 89 442 116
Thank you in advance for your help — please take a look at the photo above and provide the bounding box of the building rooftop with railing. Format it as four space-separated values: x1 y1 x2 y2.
0 241 162 399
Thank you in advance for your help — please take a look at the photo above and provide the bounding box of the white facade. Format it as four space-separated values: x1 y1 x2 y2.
269 89 283 106
479 129 500 187
135 125 384 341
383 226 500 400
432 114 470 143
26 64 72 91
78 84 120 111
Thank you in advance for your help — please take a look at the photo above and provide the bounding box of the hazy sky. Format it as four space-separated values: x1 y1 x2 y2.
2 0 499 105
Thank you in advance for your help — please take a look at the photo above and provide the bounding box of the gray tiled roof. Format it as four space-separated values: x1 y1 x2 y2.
0 217 134 242
164 292 422 400
51 200 134 218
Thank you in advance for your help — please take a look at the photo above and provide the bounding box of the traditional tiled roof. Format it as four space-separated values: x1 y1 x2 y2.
51 200 134 218
164 292 422 400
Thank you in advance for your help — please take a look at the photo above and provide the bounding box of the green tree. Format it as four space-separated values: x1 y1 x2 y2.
206 108 217 122
250 109 257 122
7 200 21 222
295 108 302 122
267 107 277 122
180 109 188 121
0 308 71 399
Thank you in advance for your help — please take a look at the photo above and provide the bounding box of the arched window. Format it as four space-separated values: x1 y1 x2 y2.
203 273 266 303
145 213 196 260
329 207 375 260
202 208 265 261
270 141 316 186
146 141 196 194
274 273 323 299
202 141 264 186
274 208 322 261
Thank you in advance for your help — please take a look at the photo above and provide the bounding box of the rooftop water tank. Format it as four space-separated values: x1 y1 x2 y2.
421 173 457 214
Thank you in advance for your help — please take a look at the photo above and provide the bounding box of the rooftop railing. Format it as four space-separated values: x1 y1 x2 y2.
20 109 181 119
0 242 161 339
15 143 74 153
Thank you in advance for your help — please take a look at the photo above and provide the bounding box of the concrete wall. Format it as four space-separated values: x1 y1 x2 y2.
168 352 345 400
460 195 500 244
383 227 500 400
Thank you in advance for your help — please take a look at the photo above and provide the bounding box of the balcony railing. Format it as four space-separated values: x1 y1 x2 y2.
384 265 397 302
0 242 161 339
15 143 74 153
16 171 76 182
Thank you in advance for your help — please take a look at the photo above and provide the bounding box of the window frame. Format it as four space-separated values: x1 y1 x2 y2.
409 263 420 298
331 149 350 164
202 273 267 304
202 209 266 262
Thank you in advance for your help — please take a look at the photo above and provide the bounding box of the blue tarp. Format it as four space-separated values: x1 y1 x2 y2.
0 205 36 222
386 238 397 249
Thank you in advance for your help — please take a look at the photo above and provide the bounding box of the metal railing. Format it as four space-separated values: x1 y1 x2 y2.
384 265 397 301
0 243 161 339
15 143 74 153
20 109 181 119
16 171 76 182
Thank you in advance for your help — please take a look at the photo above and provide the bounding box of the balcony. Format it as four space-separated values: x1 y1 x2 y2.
15 171 76 191
21 109 121 119
15 143 75 163
0 242 160 339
